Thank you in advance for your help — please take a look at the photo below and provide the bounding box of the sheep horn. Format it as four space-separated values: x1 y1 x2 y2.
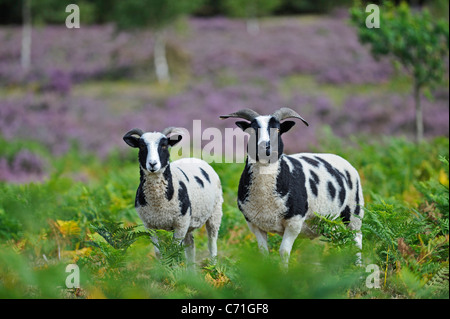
219 108 261 121
272 107 309 126
161 126 183 137
124 128 144 138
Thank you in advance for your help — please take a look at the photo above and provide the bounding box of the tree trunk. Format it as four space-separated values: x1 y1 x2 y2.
246 2 260 35
413 80 424 143
153 30 170 84
21 0 32 71
246 18 260 35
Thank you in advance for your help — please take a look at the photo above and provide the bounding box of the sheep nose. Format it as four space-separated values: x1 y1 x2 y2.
263 142 271 154
148 161 157 168
265 143 271 156
258 141 271 156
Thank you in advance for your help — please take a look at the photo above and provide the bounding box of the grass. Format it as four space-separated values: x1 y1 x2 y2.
0 133 448 299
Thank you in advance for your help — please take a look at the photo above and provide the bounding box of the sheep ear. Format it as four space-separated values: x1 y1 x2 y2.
280 121 295 134
168 135 182 147
235 121 251 131
123 128 143 148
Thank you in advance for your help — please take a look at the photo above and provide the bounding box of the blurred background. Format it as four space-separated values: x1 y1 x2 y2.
0 0 448 183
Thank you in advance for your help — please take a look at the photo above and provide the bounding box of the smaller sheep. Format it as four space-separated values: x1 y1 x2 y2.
123 127 223 265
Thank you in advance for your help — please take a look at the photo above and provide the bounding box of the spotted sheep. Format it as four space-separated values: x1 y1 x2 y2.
123 127 223 265
220 108 364 267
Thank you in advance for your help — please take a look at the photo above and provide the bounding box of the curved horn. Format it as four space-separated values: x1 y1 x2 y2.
272 107 309 126
123 128 144 148
220 108 261 121
123 128 144 138
161 126 184 137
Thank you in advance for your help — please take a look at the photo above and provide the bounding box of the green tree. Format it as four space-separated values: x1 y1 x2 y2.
113 0 204 84
351 2 449 142
31 0 96 25
224 0 281 35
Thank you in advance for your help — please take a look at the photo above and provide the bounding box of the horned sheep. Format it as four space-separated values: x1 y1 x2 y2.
220 108 364 267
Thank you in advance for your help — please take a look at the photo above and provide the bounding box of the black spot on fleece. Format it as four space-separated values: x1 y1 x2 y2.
276 156 309 219
178 181 191 216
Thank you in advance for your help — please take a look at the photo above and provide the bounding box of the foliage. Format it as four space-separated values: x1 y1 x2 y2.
351 2 449 91
350 1 449 141
308 213 358 249
90 222 150 252
112 0 205 30
30 0 97 25
223 0 282 18
0 136 448 298
426 264 449 298
282 0 352 14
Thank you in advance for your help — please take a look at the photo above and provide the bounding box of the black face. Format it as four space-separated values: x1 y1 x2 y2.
157 137 171 169
235 117 295 163
123 130 182 173
137 138 148 169
135 137 170 171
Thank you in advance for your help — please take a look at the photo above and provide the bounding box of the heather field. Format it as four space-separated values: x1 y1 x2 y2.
0 14 449 299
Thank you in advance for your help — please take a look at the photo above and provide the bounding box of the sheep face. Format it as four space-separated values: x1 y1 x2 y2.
220 108 309 164
235 116 296 164
123 129 182 173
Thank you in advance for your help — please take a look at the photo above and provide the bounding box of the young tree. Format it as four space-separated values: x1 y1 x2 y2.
113 0 204 84
224 0 281 35
351 2 449 142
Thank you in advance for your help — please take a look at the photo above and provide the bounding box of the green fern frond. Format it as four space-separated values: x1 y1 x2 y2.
151 229 185 267
427 264 449 297
90 221 150 251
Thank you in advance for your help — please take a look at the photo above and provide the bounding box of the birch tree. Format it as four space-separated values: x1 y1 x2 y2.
21 0 31 71
114 0 204 84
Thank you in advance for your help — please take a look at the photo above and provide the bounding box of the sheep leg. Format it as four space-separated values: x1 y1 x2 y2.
150 233 161 259
280 220 303 269
247 221 269 255
348 215 363 266
183 231 196 267
206 217 219 264
173 224 194 266
354 231 363 266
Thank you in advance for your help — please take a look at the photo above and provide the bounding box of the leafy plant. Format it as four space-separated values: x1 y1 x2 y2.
351 1 449 142
90 221 150 252
150 229 186 268
308 213 358 249
87 222 150 269
426 264 449 298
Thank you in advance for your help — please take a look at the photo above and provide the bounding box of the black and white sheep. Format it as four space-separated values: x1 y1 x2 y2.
220 108 364 267
123 127 223 265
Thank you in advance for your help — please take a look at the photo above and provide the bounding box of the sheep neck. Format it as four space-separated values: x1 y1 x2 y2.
242 156 286 234
246 158 281 199
140 165 174 203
